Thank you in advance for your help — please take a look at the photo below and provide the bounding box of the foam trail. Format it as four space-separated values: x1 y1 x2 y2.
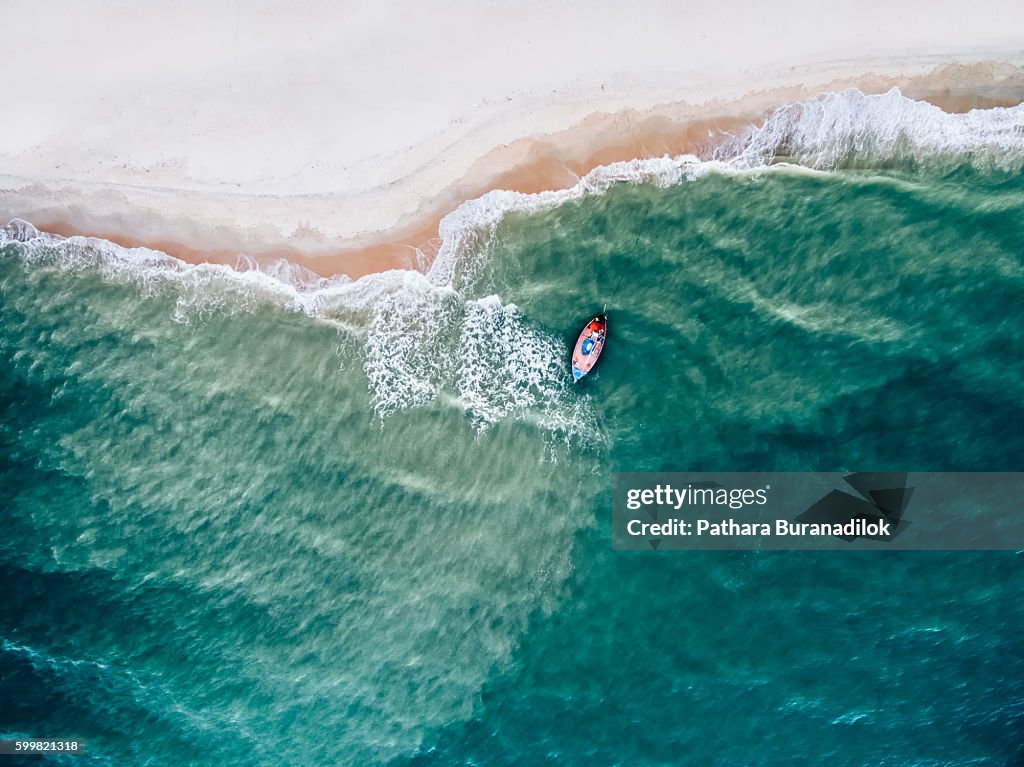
456 297 581 431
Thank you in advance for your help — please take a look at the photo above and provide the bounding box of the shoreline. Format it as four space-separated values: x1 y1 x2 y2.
23 111 750 280
5 61 1024 280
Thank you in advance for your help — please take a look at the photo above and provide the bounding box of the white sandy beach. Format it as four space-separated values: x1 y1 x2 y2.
3 0 1024 276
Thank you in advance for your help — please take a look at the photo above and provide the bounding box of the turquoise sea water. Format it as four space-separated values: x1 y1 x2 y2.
2 89 1023 765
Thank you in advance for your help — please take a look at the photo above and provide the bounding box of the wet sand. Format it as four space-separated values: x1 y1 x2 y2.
11 64 1024 280
29 114 751 278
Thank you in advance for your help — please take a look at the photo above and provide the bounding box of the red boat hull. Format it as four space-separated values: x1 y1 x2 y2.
571 315 607 382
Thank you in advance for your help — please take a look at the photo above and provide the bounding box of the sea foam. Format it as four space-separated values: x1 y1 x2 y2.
3 88 1023 433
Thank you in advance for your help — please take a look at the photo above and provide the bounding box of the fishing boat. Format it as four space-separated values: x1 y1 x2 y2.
571 314 607 383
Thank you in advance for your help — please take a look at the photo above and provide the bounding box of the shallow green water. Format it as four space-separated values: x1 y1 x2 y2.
2 91 1023 765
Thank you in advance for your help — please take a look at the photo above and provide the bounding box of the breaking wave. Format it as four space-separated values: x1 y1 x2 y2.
722 87 1024 170
3 87 1022 434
